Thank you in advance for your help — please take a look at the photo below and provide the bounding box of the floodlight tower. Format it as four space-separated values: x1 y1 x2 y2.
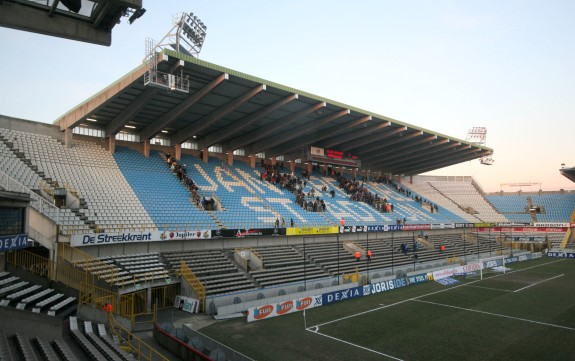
143 12 208 93
466 127 494 165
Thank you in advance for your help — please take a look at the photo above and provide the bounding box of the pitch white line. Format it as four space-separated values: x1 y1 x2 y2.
463 284 513 292
413 299 575 331
513 274 564 293
312 258 565 329
308 328 404 361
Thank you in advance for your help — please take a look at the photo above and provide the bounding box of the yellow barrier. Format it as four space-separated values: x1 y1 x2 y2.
78 282 117 312
180 261 205 312
6 249 53 279
107 306 169 361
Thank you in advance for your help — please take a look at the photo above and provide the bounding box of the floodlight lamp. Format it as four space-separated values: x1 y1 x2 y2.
129 8 146 25
61 0 81 13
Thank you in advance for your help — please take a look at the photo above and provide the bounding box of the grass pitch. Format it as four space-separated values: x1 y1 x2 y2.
202 257 575 361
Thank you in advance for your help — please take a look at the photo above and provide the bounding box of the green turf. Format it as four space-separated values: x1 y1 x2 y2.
201 257 575 361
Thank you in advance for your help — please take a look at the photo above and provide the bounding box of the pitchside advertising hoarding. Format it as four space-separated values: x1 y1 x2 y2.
71 229 211 247
476 226 568 233
211 228 286 238
0 234 28 252
247 295 322 322
286 226 338 236
247 274 432 322
343 223 488 234
432 262 483 281
547 251 575 258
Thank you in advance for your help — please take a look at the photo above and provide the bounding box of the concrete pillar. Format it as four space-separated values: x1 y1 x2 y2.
307 162 312 174
174 144 181 161
290 160 295 174
227 151 233 166
143 139 150 157
146 287 152 313
202 147 208 163
271 156 276 167
352 168 357 178
323 164 328 175
108 136 115 154
249 155 256 168
64 128 73 149
409 175 413 184
0 253 5 272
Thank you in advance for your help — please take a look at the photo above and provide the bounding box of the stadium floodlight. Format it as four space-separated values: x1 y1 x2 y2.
60 0 81 13
178 12 208 56
129 8 147 25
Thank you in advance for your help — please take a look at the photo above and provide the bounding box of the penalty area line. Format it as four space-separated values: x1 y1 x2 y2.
513 274 564 293
413 299 575 332
463 285 513 292
306 327 404 361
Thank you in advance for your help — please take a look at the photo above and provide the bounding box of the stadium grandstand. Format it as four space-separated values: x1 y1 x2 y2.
1 6 574 361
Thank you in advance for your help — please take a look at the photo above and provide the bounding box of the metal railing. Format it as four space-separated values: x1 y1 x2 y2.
107 306 170 361
179 261 205 312
6 249 53 279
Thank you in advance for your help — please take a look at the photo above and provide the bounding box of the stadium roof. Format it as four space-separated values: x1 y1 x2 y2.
0 0 144 46
560 167 575 184
54 49 493 176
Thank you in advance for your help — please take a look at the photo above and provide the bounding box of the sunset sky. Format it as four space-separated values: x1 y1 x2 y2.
1 0 573 192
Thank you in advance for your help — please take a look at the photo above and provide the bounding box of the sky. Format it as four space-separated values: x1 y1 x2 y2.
0 0 574 193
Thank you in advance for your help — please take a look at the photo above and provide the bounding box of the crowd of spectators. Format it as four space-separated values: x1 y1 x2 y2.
335 174 396 214
164 153 204 209
260 164 327 213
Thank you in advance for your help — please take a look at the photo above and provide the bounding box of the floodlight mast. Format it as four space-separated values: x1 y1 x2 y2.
466 126 494 165
143 12 207 94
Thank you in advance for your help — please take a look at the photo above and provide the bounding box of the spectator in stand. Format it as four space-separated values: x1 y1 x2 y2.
281 217 286 227
290 218 294 227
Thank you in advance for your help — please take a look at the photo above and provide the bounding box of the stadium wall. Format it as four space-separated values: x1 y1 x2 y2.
0 115 62 140
29 208 59 251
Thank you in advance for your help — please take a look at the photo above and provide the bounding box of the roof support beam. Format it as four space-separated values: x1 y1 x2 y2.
139 72 228 141
202 94 298 149
391 145 472 173
272 113 371 155
320 121 390 150
174 83 266 144
55 64 148 131
398 148 486 175
105 87 159 136
369 137 449 165
232 102 326 154
360 134 437 162
336 125 406 155
368 141 460 169
258 109 351 155
349 129 422 156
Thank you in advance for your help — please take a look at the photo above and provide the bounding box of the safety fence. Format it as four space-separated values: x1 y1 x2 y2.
107 307 170 361
6 249 53 279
